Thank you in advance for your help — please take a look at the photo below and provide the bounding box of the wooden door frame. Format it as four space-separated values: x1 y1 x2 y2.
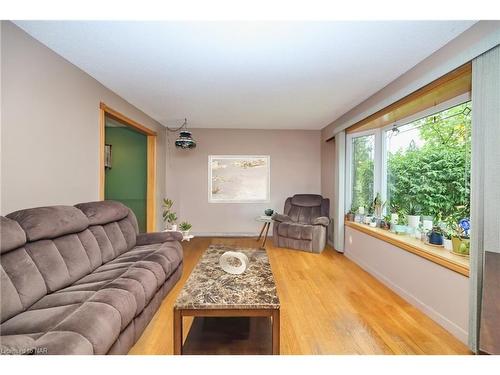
99 102 157 232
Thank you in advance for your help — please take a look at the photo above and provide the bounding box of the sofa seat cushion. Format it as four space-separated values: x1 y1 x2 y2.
0 299 122 355
0 240 182 355
277 222 313 241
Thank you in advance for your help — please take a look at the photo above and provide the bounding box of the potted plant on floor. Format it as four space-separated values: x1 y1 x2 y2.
179 221 192 237
162 198 178 230
166 212 178 231
451 218 470 257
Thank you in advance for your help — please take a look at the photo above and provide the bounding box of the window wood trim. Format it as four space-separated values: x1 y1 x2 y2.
346 62 472 134
345 221 470 277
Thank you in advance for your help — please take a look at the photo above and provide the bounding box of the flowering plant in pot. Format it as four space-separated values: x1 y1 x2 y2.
179 221 192 237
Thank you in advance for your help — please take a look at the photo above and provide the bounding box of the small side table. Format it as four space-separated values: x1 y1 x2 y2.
255 215 273 249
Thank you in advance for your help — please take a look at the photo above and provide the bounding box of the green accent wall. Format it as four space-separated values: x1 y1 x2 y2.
105 126 147 232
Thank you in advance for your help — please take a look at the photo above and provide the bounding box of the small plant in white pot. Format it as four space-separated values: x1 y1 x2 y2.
442 215 456 251
165 212 178 231
406 202 421 229
179 221 192 237
162 198 178 230
389 201 399 229
372 193 386 226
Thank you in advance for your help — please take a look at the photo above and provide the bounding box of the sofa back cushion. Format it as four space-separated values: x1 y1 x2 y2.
7 206 89 241
75 201 138 263
0 217 26 254
1 216 46 322
284 194 330 224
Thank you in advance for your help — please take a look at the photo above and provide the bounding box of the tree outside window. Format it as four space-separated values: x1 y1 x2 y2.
386 101 471 221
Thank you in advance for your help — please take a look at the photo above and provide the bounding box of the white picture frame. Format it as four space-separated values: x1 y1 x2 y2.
208 155 270 203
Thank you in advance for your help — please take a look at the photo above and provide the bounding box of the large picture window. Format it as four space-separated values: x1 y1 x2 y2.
347 96 471 223
385 101 471 220
349 134 375 212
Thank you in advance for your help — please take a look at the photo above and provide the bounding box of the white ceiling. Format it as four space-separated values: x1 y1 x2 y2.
15 21 476 130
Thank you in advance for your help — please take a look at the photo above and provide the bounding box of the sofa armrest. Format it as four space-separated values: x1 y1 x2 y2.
272 213 293 223
136 231 183 246
312 216 330 227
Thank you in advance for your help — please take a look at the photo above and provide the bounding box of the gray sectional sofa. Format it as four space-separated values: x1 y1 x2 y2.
0 201 183 355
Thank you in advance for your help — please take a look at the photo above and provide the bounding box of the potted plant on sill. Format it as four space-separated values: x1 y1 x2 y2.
381 214 391 230
442 214 456 251
451 218 470 257
443 230 453 251
363 204 374 225
406 202 421 230
345 206 357 222
372 193 386 226
179 221 192 237
393 211 408 234
389 201 399 227
427 225 445 246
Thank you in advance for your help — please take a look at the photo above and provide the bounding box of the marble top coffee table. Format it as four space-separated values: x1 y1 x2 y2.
173 245 280 354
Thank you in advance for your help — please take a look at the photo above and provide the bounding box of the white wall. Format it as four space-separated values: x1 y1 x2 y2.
166 128 321 235
344 226 469 343
321 21 500 140
1 21 167 229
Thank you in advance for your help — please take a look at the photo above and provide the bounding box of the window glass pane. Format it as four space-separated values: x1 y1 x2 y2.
351 134 375 212
386 101 471 221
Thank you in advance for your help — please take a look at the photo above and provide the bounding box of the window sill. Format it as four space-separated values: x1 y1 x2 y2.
344 221 470 277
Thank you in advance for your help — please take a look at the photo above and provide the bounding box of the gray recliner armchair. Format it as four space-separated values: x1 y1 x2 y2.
272 194 330 253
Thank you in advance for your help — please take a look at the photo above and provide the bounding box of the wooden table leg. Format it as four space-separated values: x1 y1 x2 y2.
261 222 271 248
272 309 280 355
173 308 183 355
257 222 267 242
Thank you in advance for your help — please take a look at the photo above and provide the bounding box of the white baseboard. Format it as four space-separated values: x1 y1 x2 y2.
345 252 468 344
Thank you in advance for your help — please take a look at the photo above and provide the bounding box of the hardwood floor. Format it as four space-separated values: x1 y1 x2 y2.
128 237 470 355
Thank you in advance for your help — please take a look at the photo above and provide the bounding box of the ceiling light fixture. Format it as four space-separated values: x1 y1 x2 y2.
390 123 400 137
167 118 197 150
